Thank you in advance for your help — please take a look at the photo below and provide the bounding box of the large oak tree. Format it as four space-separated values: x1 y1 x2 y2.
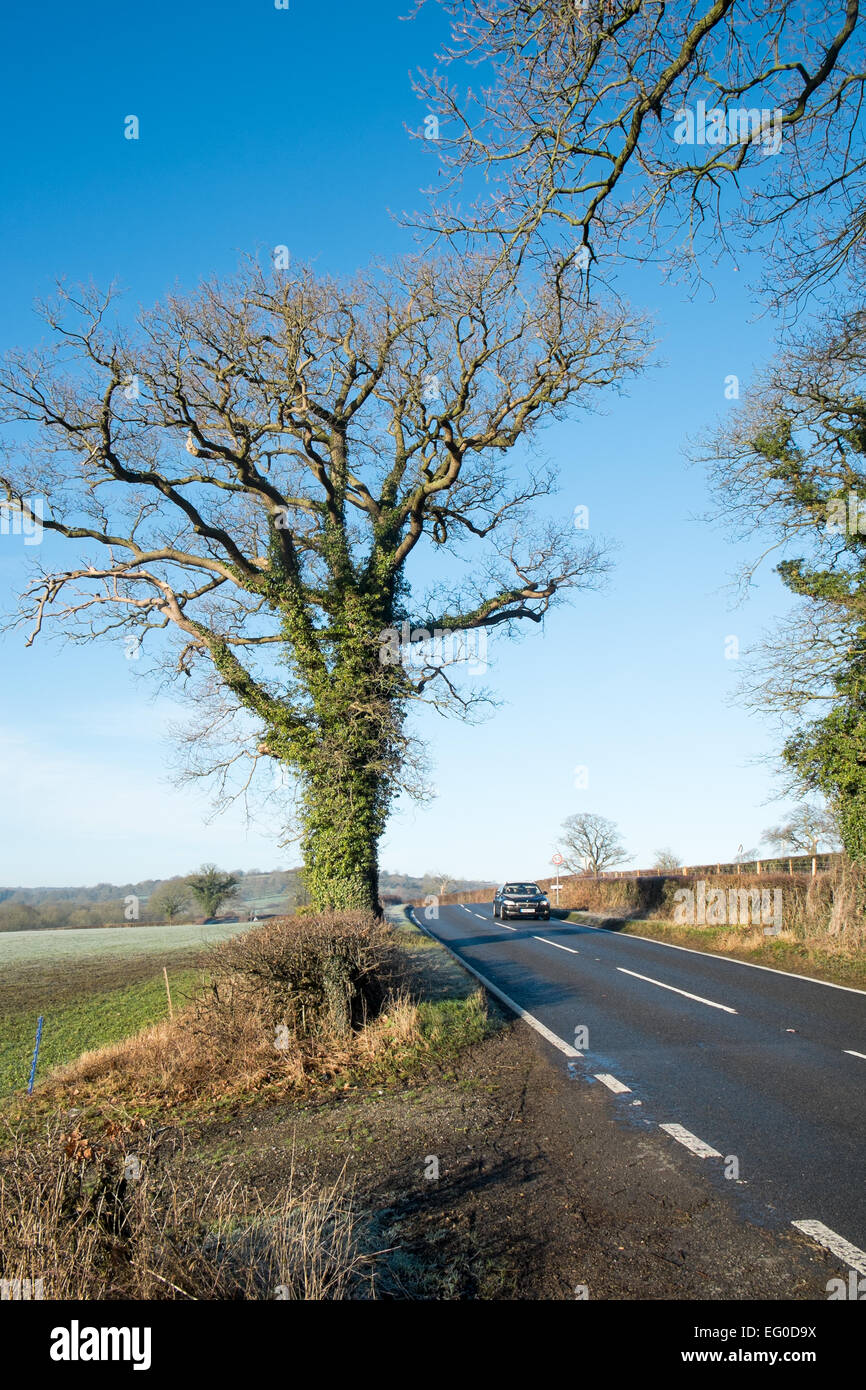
0 255 648 909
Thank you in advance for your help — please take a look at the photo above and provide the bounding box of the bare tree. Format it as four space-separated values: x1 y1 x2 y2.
0 256 648 911
733 845 760 864
653 848 682 872
762 804 841 856
149 880 191 923
560 812 631 877
423 871 453 896
411 0 865 303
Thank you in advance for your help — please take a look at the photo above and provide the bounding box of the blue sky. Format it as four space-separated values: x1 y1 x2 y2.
0 0 801 886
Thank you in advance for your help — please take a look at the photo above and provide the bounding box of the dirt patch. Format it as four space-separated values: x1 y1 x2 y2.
175 1012 839 1299
0 949 208 1018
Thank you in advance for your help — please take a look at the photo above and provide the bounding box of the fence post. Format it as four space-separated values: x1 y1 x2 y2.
27 1016 44 1096
811 856 817 878
756 859 761 876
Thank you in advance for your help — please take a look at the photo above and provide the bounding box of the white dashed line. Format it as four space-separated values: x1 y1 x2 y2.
473 912 487 920
406 909 581 1060
617 967 737 1014
659 1124 723 1159
844 1049 866 1061
792 1220 866 1276
571 917 866 995
594 1073 631 1094
533 935 579 954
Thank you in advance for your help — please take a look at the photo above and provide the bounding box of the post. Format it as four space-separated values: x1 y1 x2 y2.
163 966 174 1019
756 859 761 876
27 1016 44 1096
811 856 817 878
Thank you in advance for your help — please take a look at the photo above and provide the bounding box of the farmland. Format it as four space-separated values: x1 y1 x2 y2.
0 921 251 1098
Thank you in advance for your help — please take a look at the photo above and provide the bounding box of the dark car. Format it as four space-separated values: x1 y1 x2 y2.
493 882 550 921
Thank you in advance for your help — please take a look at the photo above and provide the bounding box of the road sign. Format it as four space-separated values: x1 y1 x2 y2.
551 852 563 866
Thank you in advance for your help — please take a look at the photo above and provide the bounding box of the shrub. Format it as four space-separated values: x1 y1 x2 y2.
206 910 400 1038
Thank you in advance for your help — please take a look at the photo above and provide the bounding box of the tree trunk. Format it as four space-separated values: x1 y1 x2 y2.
300 764 385 914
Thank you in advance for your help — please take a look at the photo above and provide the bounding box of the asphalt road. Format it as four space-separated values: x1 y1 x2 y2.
410 901 866 1276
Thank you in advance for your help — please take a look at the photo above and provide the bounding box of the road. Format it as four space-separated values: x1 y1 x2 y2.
410 900 866 1277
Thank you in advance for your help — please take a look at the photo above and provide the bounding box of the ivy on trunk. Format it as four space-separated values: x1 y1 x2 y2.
0 256 648 907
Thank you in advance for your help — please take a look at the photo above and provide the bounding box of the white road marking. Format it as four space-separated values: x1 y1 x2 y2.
844 1049 866 1061
659 1124 723 1159
792 1220 866 1276
617 967 737 1014
594 1073 631 1094
406 909 581 1060
571 916 866 996
473 912 487 920
533 935 579 954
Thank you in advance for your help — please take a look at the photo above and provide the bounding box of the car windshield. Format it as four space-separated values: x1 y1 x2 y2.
504 883 540 894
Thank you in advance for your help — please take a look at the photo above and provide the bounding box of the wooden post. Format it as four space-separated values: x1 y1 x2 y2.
788 858 792 875
163 967 174 1019
811 856 817 878
756 859 762 876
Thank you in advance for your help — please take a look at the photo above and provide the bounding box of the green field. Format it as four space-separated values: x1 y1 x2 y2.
0 920 252 968
0 921 251 1099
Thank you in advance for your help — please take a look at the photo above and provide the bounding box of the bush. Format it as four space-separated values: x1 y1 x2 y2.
33 912 415 1110
207 910 400 1038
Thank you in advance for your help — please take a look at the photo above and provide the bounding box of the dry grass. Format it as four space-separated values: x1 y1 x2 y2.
22 911 415 1113
37 992 422 1113
0 912 493 1301
0 1119 372 1300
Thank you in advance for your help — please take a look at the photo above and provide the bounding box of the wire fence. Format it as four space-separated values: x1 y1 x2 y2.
572 852 841 880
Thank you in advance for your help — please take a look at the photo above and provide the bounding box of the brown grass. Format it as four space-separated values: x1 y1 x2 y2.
36 990 422 1114
0 1118 372 1300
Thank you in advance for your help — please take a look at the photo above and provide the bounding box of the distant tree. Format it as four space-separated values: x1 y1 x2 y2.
422 871 452 897
733 846 760 864
149 880 192 923
186 864 239 920
653 848 681 873
762 804 841 857
560 813 631 879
